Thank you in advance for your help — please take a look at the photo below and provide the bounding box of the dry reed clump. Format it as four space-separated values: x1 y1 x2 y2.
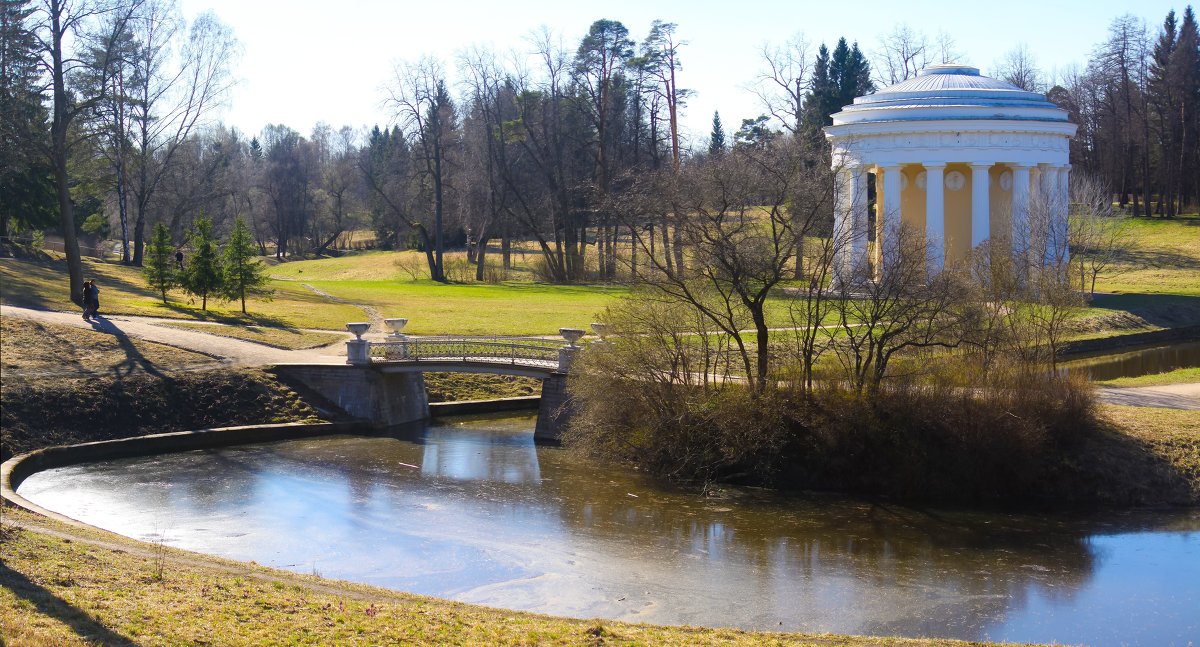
566 348 1101 504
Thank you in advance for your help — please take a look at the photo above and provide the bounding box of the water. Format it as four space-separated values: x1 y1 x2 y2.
1064 340 1200 381
18 414 1200 646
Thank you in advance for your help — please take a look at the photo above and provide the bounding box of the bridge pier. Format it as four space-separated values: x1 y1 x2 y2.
534 373 574 443
272 365 429 427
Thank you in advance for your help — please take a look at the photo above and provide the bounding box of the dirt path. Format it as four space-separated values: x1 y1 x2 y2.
1097 383 1200 410
0 305 347 367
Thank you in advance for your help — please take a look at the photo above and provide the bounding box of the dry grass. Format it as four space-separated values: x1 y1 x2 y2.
152 321 347 350
0 509 994 647
1095 404 1200 503
423 372 541 402
0 317 217 378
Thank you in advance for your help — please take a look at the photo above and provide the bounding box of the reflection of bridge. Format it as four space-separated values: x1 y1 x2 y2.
275 322 590 442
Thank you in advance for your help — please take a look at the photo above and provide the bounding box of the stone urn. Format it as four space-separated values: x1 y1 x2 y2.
590 322 609 339
384 318 408 337
559 327 585 347
346 322 372 340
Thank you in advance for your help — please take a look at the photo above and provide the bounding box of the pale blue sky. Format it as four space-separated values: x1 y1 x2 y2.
178 0 1183 146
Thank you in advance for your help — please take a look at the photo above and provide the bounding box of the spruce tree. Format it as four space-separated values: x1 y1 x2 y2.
143 221 176 302
221 217 272 314
181 217 222 311
708 111 726 155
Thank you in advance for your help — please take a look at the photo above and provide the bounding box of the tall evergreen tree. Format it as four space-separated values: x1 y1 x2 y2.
181 217 222 310
708 110 726 155
221 216 272 314
0 0 54 239
1174 6 1200 211
142 220 176 302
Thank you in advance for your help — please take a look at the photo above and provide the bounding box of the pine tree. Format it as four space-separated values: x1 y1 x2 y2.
708 111 726 155
0 0 54 239
1174 6 1200 211
181 217 222 311
221 217 272 314
143 221 176 302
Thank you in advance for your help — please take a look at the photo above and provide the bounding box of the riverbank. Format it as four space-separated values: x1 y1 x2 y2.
0 509 996 647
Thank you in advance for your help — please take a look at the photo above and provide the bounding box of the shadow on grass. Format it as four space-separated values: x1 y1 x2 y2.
159 303 296 330
1106 246 1200 271
1090 293 1200 328
0 558 136 646
88 316 167 379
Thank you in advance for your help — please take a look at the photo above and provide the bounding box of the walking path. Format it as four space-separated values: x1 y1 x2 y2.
1096 383 1200 411
0 304 347 367
2 304 1198 410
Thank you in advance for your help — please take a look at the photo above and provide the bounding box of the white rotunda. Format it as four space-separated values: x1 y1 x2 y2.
824 64 1077 276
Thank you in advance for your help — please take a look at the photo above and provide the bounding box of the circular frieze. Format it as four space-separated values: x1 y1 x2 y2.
999 171 1013 191
945 170 966 192
900 173 909 190
915 171 927 191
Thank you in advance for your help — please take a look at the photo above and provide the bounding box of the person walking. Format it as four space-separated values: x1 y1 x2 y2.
81 280 92 319
84 279 100 318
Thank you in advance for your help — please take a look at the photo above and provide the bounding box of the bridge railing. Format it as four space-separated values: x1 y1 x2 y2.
367 338 562 369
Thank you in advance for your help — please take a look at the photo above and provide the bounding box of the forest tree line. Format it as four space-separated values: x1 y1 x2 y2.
1 0 1196 292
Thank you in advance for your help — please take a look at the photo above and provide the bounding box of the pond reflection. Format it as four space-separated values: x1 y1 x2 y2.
18 414 1200 645
1064 340 1200 381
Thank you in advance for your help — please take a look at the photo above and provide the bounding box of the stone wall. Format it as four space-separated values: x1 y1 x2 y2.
272 364 428 426
534 373 574 443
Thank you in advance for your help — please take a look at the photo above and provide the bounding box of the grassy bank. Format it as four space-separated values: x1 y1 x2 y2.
0 511 984 647
0 368 324 461
152 321 346 350
1 317 218 377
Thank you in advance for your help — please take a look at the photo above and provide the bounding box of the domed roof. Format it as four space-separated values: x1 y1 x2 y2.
830 64 1070 125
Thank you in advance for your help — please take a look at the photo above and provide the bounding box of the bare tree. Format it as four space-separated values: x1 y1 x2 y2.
993 43 1044 91
874 24 929 86
829 222 969 395
386 57 457 282
1069 173 1129 295
753 33 810 134
31 0 140 303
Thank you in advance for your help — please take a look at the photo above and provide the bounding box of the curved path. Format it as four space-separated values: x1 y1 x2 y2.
0 304 348 367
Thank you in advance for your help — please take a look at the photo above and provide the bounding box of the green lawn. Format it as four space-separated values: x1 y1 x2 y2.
300 279 627 335
1094 214 1200 297
0 254 364 329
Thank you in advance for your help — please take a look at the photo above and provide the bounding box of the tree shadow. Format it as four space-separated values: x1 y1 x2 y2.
88 316 167 379
0 559 137 646
159 303 295 330
1108 247 1200 271
1090 293 1200 328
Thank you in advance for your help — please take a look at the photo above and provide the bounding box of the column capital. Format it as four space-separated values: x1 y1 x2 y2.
923 161 948 169
1008 162 1034 170
969 162 993 171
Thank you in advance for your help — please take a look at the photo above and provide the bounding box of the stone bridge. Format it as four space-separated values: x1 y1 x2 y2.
275 320 594 442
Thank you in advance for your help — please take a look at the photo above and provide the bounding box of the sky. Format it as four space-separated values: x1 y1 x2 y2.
177 0 1183 147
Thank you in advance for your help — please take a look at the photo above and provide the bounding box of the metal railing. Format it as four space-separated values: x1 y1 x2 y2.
367 337 562 369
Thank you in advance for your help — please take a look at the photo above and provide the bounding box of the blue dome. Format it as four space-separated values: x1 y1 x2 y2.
832 65 1068 125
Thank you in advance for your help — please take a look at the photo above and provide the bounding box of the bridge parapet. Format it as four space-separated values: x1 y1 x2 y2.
345 323 589 374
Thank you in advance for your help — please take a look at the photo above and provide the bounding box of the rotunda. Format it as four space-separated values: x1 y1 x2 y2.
824 64 1077 276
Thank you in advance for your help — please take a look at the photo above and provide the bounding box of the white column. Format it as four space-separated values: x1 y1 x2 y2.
970 163 991 248
924 162 946 273
881 165 903 272
833 167 854 279
1055 165 1071 266
1011 164 1032 259
851 166 869 271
